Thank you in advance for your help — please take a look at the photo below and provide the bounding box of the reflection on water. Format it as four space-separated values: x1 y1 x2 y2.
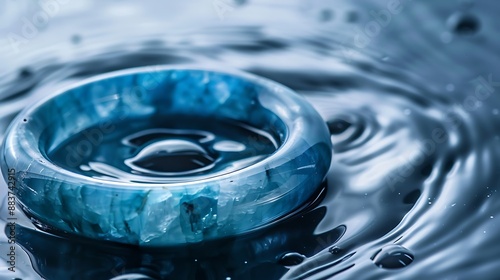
48 117 277 183
2 0 500 279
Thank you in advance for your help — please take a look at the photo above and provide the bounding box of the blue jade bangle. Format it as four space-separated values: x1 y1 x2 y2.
1 66 332 246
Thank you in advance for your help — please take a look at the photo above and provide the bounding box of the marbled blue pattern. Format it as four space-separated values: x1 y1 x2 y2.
1 66 332 246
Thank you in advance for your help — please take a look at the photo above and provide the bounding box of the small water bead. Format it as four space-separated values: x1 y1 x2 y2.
232 0 247 6
18 67 33 78
371 245 414 269
329 246 342 255
319 9 334 22
345 11 359 23
327 119 352 135
278 252 306 266
447 12 481 35
71 34 82 45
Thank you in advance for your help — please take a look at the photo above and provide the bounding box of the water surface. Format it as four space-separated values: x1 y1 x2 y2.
1 0 500 279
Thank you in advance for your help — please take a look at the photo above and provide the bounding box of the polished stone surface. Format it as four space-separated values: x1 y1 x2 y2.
1 66 332 246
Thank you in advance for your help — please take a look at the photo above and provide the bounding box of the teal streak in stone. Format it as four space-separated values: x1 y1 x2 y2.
1 66 332 246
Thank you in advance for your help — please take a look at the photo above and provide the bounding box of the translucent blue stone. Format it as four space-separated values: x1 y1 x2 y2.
1 66 332 246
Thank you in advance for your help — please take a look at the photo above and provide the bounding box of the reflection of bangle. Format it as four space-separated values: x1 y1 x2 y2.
1 66 332 246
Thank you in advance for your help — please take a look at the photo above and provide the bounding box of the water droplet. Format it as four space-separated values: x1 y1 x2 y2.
71 34 82 44
490 216 494 219
319 9 333 22
371 245 414 269
278 252 306 266
493 109 499 115
327 119 352 135
345 11 359 23
329 246 342 255
447 13 480 35
19 67 33 78
233 0 246 6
